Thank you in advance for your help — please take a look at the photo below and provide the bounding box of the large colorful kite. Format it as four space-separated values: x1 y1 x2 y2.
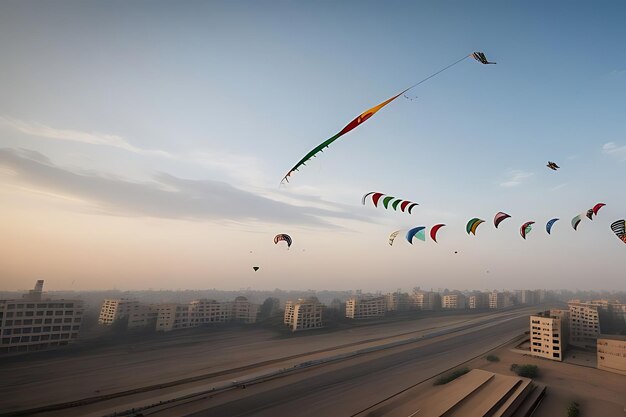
466 218 485 235
520 221 535 239
610 220 626 244
406 227 426 244
430 224 446 243
274 234 292 248
494 212 511 228
281 52 495 183
546 218 559 234
571 215 582 231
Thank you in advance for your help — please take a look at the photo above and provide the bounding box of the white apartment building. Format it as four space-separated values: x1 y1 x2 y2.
489 291 504 309
409 291 440 311
469 292 490 309
98 299 158 329
568 300 601 349
442 294 466 310
529 310 569 362
0 281 83 355
597 334 626 376
284 297 324 332
385 292 410 312
346 295 386 319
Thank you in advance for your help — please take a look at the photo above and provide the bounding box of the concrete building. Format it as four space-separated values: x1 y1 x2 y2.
597 334 626 376
346 295 386 319
99 299 158 329
409 290 440 311
385 291 410 312
529 310 569 362
284 297 324 332
0 281 83 355
469 292 490 309
518 289 536 305
568 300 601 349
232 296 260 323
155 303 191 332
441 293 466 310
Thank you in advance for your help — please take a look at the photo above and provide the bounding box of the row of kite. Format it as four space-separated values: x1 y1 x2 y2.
391 218 626 246
362 192 418 214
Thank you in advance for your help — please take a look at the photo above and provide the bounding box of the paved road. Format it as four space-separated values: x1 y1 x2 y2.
156 314 529 417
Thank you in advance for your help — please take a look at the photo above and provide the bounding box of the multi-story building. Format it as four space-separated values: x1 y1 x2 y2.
98 299 158 328
597 334 626 376
284 297 324 332
518 290 536 305
155 303 191 332
489 291 504 309
385 291 410 312
469 292 490 309
346 295 386 319
529 310 569 362
409 291 440 311
0 281 83 355
568 300 601 349
232 296 260 323
442 293 466 310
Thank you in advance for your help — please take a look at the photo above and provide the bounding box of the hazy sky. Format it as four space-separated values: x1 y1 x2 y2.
1 1 625 292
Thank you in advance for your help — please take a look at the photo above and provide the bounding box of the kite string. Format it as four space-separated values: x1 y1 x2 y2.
404 54 470 94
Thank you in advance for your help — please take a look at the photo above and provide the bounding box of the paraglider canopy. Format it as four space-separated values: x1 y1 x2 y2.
274 234 292 248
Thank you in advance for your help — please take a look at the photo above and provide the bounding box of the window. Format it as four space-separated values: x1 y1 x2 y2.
44 319 52 324
26 304 34 308
36 311 44 316
5 320 12 326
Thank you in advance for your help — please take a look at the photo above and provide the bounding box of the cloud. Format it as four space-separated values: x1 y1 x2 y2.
608 69 626 78
0 148 370 227
0 116 269 186
602 142 626 160
500 170 534 188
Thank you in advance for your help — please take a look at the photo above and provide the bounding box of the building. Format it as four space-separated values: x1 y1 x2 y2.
597 334 626 376
442 293 466 310
469 292 490 309
346 295 386 319
409 290 440 311
0 281 83 355
284 297 324 332
568 300 601 349
232 296 260 323
518 290 536 305
155 303 191 332
385 291 410 312
98 299 158 329
529 310 569 362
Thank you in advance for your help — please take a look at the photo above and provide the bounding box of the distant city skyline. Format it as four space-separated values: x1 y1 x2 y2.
1 1 625 291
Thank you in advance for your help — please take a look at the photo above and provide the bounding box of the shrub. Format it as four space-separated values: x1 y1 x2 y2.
567 401 580 417
510 363 539 378
433 367 470 385
486 354 500 362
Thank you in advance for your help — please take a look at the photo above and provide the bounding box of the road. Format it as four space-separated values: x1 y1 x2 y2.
143 312 531 417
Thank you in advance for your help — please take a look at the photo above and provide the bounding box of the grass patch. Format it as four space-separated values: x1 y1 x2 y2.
485 354 500 362
567 401 580 417
433 367 470 385
510 363 539 378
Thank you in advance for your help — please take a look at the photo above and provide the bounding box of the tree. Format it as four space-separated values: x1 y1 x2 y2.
259 297 279 319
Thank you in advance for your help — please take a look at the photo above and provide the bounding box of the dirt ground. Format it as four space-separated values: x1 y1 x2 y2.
475 344 626 417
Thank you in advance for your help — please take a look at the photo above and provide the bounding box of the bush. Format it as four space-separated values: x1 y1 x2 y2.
567 401 580 417
486 354 500 362
433 367 470 385
510 363 539 378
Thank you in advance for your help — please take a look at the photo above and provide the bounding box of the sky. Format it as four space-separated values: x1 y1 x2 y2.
1 1 625 292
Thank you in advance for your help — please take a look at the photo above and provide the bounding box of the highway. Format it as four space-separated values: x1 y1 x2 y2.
142 311 533 417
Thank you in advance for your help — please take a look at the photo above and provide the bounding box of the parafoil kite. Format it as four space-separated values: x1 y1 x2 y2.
281 52 496 183
546 218 559 234
362 192 418 214
471 52 496 65
253 267 259 272
586 209 594 220
547 161 560 171
430 224 446 243
466 218 485 235
493 212 511 228
406 227 426 244
591 203 606 218
389 230 400 246
274 234 292 248
610 219 626 244
571 215 582 231
520 221 535 239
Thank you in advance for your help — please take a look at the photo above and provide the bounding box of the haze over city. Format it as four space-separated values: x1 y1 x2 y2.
1 1 625 292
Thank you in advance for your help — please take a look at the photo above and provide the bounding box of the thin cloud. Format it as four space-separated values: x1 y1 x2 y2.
500 170 533 188
602 142 626 160
0 148 370 227
0 116 269 186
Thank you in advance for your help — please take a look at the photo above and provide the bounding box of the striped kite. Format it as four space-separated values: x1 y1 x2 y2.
610 220 626 244
281 52 496 183
362 192 418 214
466 218 485 235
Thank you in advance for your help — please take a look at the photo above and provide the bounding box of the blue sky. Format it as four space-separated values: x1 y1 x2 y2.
0 1 625 291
